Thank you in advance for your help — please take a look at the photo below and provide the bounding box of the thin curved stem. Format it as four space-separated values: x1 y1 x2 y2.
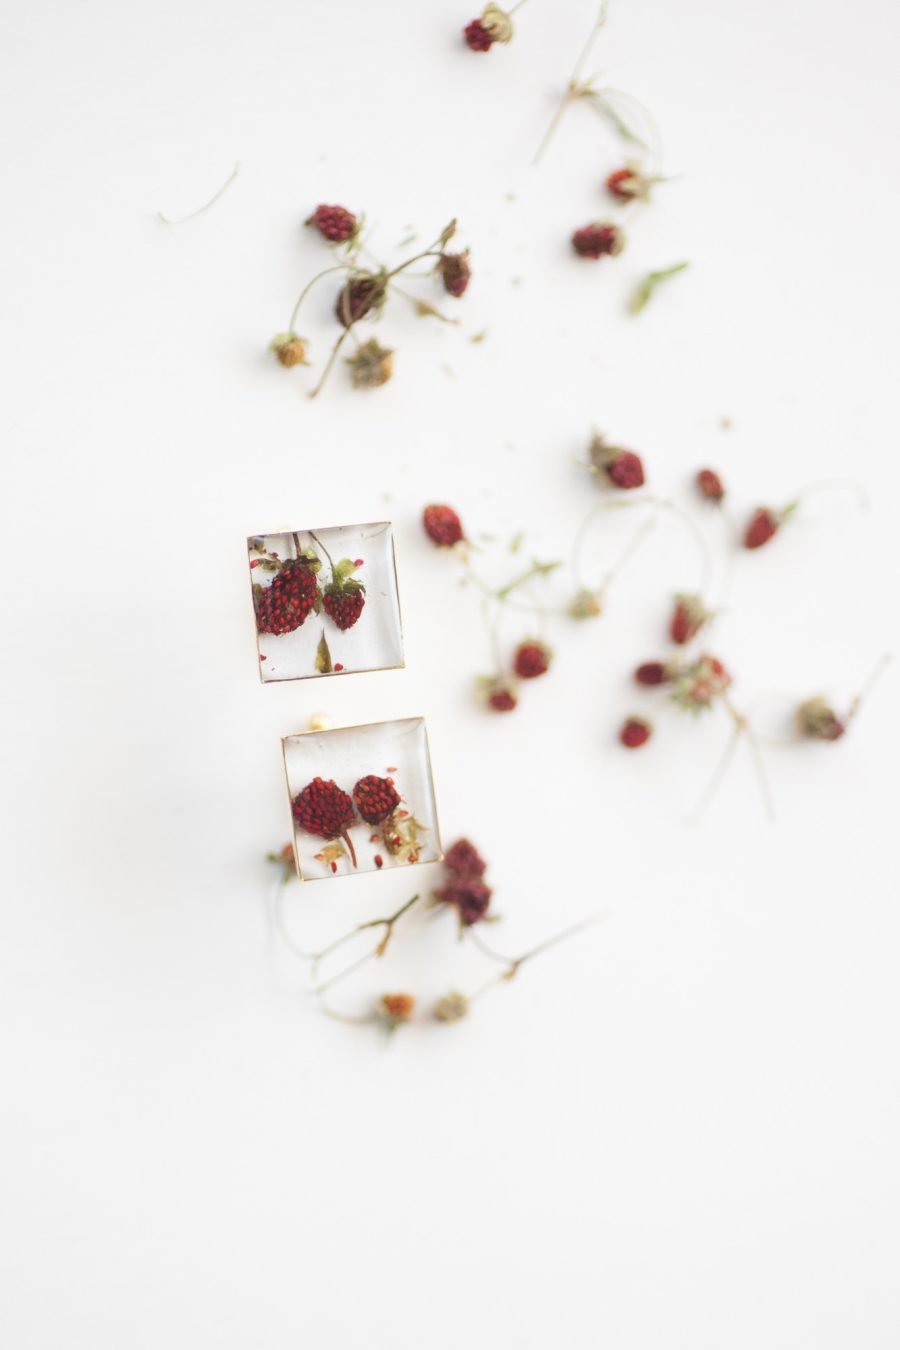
532 2 608 166
288 264 351 332
157 161 240 225
685 721 742 826
309 326 353 399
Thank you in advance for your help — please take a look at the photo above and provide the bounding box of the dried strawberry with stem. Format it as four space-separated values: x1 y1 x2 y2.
353 775 401 826
669 593 711 645
309 530 366 632
252 533 322 636
463 2 523 52
291 777 358 868
742 479 867 551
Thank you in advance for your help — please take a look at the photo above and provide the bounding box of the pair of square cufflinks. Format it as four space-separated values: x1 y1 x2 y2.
249 521 442 883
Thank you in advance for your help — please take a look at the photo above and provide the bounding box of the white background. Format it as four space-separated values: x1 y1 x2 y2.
2 0 900 1345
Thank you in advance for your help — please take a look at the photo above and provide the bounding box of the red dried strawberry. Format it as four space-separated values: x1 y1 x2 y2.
589 435 645 489
254 559 319 636
635 661 670 687
322 585 365 631
796 697 846 742
292 777 357 867
443 838 487 877
743 507 780 550
438 251 471 297
572 223 625 259
352 775 401 825
423 504 464 546
620 716 652 748
513 640 551 679
487 681 518 712
436 876 493 925
464 18 494 49
306 204 358 243
669 594 710 645
696 468 725 502
606 166 647 201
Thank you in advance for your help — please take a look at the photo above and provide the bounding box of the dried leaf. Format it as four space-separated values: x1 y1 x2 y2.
629 262 690 315
315 631 333 674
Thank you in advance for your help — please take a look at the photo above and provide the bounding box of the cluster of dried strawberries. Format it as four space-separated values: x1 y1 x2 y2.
423 443 880 816
270 834 598 1032
270 209 470 396
291 772 425 874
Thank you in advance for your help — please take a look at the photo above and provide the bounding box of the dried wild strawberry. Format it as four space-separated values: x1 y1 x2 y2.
669 594 710 645
635 661 670 687
436 876 493 926
590 435 645 490
744 507 780 550
306 204 358 243
292 777 357 866
572 223 625 260
322 585 365 630
352 775 401 826
796 697 846 742
254 559 319 636
620 716 652 749
671 654 732 712
335 275 385 327
438 252 471 297
423 504 464 547
464 18 494 49
513 640 551 679
443 838 487 878
487 682 518 712
696 468 725 502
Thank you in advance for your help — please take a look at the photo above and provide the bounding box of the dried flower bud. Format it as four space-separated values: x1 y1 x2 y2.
444 838 488 877
569 589 603 620
696 468 725 502
620 716 652 748
438 251 471 297
266 842 296 868
346 338 394 388
306 204 358 243
796 696 846 742
434 991 470 1023
606 165 649 201
669 594 711 645
572 222 625 260
380 992 416 1025
635 661 670 687
436 876 493 925
589 435 645 490
671 654 732 712
513 640 551 679
335 274 386 327
269 332 309 368
423 503 465 546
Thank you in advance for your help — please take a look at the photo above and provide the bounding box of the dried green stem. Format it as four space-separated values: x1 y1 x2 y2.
157 161 240 225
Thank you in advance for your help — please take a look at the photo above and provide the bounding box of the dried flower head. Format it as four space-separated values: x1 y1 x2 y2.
423 503 465 547
380 992 415 1025
444 838 488 878
589 435 645 490
671 654 732 712
620 716 652 748
569 588 603 620
572 222 625 260
438 251 471 297
796 696 846 742
269 332 309 368
513 640 552 679
669 594 711 646
346 338 394 388
306 204 358 243
696 468 725 502
434 991 470 1023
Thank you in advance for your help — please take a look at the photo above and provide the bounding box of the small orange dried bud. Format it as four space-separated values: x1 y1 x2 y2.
381 993 416 1025
270 332 309 367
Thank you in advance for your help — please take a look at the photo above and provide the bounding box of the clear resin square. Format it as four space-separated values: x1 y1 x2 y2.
248 522 403 682
282 718 443 881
